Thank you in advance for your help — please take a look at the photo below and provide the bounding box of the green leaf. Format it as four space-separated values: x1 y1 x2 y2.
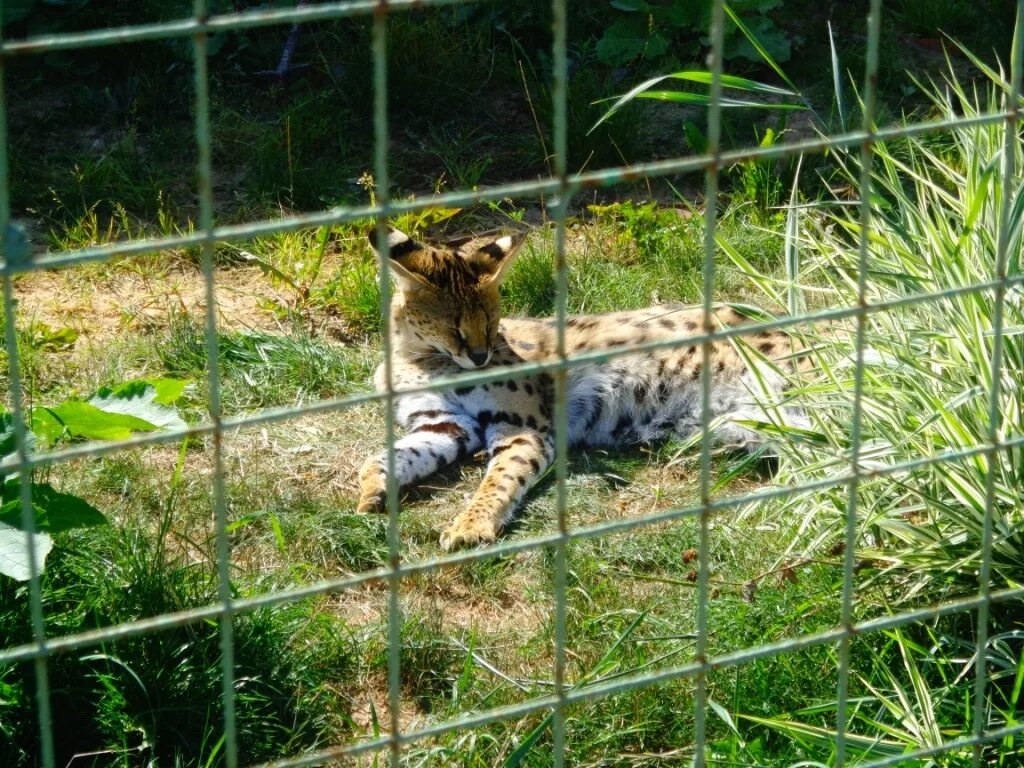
47 401 160 441
502 711 554 768
723 3 797 89
635 91 804 110
591 69 800 133
595 18 647 67
724 15 791 64
89 383 187 432
0 482 105 581
0 482 107 533
98 378 189 406
683 120 708 154
140 378 189 405
663 2 702 27
0 413 17 459
27 323 77 351
0 520 52 582
708 698 741 737
0 412 37 464
30 408 66 448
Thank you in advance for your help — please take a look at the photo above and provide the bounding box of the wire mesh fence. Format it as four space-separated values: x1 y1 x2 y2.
1 1 1022 766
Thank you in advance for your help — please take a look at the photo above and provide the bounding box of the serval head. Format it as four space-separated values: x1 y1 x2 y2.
368 227 526 369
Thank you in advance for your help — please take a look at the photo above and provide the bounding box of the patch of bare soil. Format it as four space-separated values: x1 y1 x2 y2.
14 264 282 342
347 674 428 751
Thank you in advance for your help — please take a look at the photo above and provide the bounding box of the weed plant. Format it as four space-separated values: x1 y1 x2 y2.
0 509 356 767
157 313 374 414
730 46 1024 763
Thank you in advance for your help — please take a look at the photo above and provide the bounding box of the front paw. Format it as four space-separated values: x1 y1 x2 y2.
439 512 499 551
357 458 387 514
356 489 386 514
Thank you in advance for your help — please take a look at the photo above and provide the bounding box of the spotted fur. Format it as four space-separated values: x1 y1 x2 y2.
357 227 809 550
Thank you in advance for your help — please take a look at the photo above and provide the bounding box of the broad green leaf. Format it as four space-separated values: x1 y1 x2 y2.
663 2 702 26
47 401 160 441
30 408 66 448
97 378 189 406
0 412 37 467
595 17 649 67
0 519 52 582
0 482 107 533
0 482 106 533
723 3 798 92
723 13 791 64
0 483 106 580
140 378 188 406
89 382 187 431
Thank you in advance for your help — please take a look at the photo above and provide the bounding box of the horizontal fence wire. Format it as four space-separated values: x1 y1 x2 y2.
0 0 491 55
4 429 1023 667
9 112 1012 273
0 269 1016 481
1 0 1021 765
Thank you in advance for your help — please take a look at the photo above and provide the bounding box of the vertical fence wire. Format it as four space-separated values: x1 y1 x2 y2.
549 0 571 764
693 1 726 765
0 175 58 768
971 4 1024 764
191 2 239 765
834 1 882 764
369 3 404 765
0 13 57 767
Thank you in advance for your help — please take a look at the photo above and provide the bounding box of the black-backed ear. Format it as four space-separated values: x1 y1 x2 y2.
366 226 433 289
464 232 527 286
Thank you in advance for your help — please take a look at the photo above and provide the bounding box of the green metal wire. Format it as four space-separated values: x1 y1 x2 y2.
835 1 881 765
0 0 488 56
17 112 1010 274
191 1 240 764
550 0 570 763
1 1 1021 765
694 1 726 766
971 4 1024 765
368 4 405 765
0 17 56 768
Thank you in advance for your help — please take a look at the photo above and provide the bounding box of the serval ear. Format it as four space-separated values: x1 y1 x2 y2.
366 226 434 290
464 232 527 286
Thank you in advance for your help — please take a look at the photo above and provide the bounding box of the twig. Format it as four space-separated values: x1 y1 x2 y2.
448 638 553 691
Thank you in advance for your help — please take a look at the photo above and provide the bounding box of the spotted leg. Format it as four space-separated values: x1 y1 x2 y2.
357 414 482 514
440 427 554 550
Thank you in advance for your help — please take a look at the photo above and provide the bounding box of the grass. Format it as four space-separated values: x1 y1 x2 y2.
157 313 375 414
725 42 1024 763
7 151 1021 761
1 192 825 765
